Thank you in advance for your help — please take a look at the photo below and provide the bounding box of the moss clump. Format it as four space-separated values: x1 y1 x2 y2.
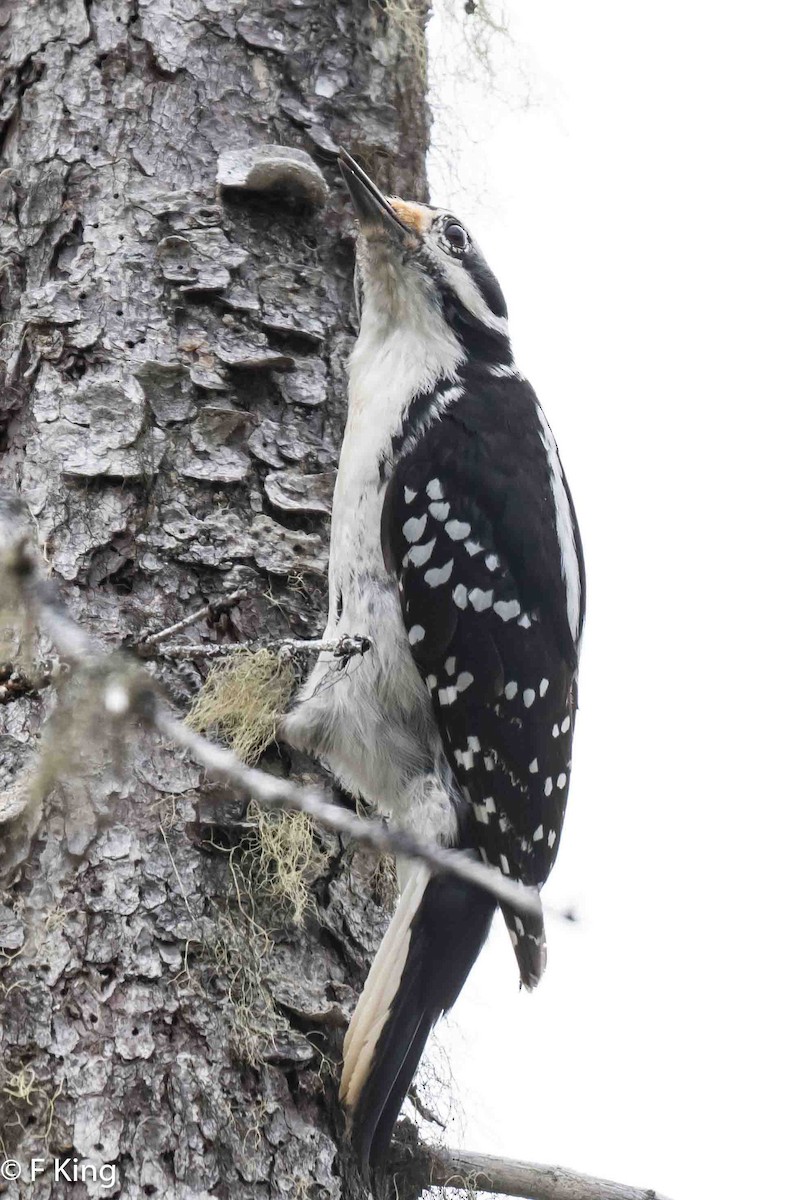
240 804 331 926
186 648 295 764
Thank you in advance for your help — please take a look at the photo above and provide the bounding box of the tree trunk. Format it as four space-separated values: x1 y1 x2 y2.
0 2 430 1196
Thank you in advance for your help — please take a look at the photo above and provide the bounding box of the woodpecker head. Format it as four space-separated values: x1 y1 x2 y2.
338 150 509 357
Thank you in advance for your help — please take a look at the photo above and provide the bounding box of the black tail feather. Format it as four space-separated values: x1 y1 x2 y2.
366 1012 436 1166
345 870 496 1169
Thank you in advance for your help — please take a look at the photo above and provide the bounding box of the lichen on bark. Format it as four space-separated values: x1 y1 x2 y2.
0 1 431 1195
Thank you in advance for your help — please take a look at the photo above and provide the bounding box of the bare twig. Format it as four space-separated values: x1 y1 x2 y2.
274 633 371 660
153 634 371 662
0 521 541 920
150 642 257 660
405 1145 676 1200
137 588 248 647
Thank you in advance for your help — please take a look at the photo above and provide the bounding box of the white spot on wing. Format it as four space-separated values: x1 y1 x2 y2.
544 777 553 796
533 825 544 841
456 672 474 692
465 540 483 556
523 689 535 707
445 519 471 541
404 487 417 503
408 625 425 645
403 514 427 543
469 587 494 611
557 772 567 789
444 656 456 675
504 681 518 700
426 478 444 500
424 559 454 587
453 584 468 609
494 599 520 621
529 758 539 773
429 501 451 520
408 537 436 566
540 678 549 697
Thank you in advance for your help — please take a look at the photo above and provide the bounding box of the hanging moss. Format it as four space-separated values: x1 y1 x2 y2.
186 648 296 764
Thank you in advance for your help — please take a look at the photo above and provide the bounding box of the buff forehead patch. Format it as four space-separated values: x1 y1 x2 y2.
388 199 433 234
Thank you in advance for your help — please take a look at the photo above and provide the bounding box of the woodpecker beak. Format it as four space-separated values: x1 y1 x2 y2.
338 149 415 244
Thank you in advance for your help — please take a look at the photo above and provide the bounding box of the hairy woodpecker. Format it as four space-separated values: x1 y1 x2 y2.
282 151 585 1167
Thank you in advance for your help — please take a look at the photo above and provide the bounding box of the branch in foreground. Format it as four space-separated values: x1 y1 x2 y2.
401 1143 675 1200
0 517 540 920
152 712 541 919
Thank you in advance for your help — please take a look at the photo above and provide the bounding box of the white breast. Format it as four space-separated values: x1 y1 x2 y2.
328 280 464 611
282 275 463 838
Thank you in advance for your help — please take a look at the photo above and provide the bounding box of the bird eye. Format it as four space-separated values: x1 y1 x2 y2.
443 221 468 252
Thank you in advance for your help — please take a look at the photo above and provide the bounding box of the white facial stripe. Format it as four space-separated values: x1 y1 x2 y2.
432 246 509 335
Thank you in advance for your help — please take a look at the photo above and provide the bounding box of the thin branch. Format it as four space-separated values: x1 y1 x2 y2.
137 588 248 647
0 520 541 921
273 633 372 659
407 1145 676 1200
152 634 371 662
150 642 256 660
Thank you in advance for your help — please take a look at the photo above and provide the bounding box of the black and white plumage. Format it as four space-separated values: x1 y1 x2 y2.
281 151 585 1168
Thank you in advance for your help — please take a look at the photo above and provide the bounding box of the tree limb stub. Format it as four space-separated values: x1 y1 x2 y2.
402 1144 676 1200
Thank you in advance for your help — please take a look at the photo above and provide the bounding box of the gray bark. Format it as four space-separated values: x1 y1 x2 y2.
0 1 430 1196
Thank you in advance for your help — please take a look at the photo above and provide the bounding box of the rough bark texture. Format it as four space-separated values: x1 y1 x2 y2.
0 1 429 1196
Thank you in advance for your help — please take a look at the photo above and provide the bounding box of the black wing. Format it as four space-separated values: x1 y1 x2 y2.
382 375 584 987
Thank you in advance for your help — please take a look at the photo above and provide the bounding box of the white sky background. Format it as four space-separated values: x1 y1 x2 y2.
422 2 799 1197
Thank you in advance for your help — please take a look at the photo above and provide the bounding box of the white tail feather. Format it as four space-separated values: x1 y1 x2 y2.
340 863 430 1111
